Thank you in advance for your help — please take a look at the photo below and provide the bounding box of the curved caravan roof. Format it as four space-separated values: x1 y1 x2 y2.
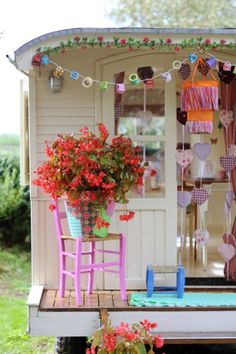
14 27 236 71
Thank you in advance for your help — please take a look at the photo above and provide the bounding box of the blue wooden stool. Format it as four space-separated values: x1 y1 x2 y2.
146 265 185 298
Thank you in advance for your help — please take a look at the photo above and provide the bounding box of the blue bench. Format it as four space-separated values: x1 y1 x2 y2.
146 265 185 298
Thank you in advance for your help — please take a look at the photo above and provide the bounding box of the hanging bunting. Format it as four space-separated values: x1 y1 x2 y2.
176 108 187 125
178 63 191 80
31 48 236 93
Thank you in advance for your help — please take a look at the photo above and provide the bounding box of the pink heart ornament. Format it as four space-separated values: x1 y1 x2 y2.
218 243 236 261
219 110 234 128
228 144 236 157
220 156 236 173
191 188 209 205
177 191 192 208
175 149 193 168
194 229 209 245
193 143 211 161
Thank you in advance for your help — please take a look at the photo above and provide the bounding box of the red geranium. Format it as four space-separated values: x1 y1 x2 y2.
87 319 164 353
33 123 150 221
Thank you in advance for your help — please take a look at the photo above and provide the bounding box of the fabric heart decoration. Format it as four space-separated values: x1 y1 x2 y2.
178 63 191 80
228 144 236 157
193 143 211 161
220 156 236 173
218 243 236 262
224 191 234 217
218 63 236 85
188 53 198 64
176 108 187 125
197 58 209 76
219 110 234 128
177 191 192 208
194 229 209 245
175 149 193 168
191 188 209 205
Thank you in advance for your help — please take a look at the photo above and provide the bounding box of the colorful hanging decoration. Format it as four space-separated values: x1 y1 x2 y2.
70 71 80 80
177 191 192 208
206 56 217 69
193 143 211 161
116 83 126 94
188 53 198 63
176 108 187 125
178 63 191 80
191 188 209 205
223 61 232 71
175 149 193 169
218 63 235 85
219 156 236 173
228 144 236 157
129 73 140 85
31 47 236 94
99 81 109 91
218 241 236 262
194 229 209 245
82 76 93 88
181 56 218 134
161 72 171 82
219 110 234 128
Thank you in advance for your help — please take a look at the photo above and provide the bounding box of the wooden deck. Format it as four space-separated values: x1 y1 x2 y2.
40 287 236 311
27 286 236 341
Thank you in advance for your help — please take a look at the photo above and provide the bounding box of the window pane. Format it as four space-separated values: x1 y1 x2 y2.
128 141 165 199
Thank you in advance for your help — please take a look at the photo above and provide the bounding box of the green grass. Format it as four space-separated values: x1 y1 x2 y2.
0 247 55 353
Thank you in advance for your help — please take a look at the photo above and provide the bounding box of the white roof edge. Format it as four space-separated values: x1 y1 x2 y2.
14 27 236 56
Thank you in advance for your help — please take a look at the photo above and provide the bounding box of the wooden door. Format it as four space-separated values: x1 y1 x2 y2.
96 52 177 289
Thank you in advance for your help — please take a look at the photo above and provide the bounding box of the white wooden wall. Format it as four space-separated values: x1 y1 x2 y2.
29 50 177 289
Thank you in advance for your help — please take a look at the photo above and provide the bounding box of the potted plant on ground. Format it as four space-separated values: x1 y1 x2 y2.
33 123 156 237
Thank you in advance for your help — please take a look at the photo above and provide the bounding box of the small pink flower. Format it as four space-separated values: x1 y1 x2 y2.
220 39 226 45
97 36 104 42
204 38 211 45
165 37 172 44
143 37 150 43
119 39 127 45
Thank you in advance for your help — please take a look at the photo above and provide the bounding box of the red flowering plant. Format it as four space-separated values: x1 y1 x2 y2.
87 319 164 354
33 123 153 222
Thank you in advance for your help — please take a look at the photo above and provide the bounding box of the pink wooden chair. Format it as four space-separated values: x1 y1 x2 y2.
52 200 127 306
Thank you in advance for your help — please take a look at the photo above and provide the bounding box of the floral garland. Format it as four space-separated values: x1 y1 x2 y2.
35 36 235 56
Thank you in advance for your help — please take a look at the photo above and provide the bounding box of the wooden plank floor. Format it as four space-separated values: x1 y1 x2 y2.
39 288 236 311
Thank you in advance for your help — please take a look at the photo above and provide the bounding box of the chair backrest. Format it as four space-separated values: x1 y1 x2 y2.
52 200 68 250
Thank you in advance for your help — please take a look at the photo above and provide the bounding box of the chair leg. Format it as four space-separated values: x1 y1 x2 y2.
119 233 127 301
59 254 66 298
87 241 95 294
75 239 83 306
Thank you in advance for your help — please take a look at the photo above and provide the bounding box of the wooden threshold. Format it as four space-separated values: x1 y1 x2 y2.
39 287 236 312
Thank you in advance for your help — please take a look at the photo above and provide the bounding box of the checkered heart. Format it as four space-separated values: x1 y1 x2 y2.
175 149 193 168
220 156 236 173
191 188 209 205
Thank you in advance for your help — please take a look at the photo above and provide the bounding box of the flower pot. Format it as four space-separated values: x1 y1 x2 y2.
64 200 115 238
